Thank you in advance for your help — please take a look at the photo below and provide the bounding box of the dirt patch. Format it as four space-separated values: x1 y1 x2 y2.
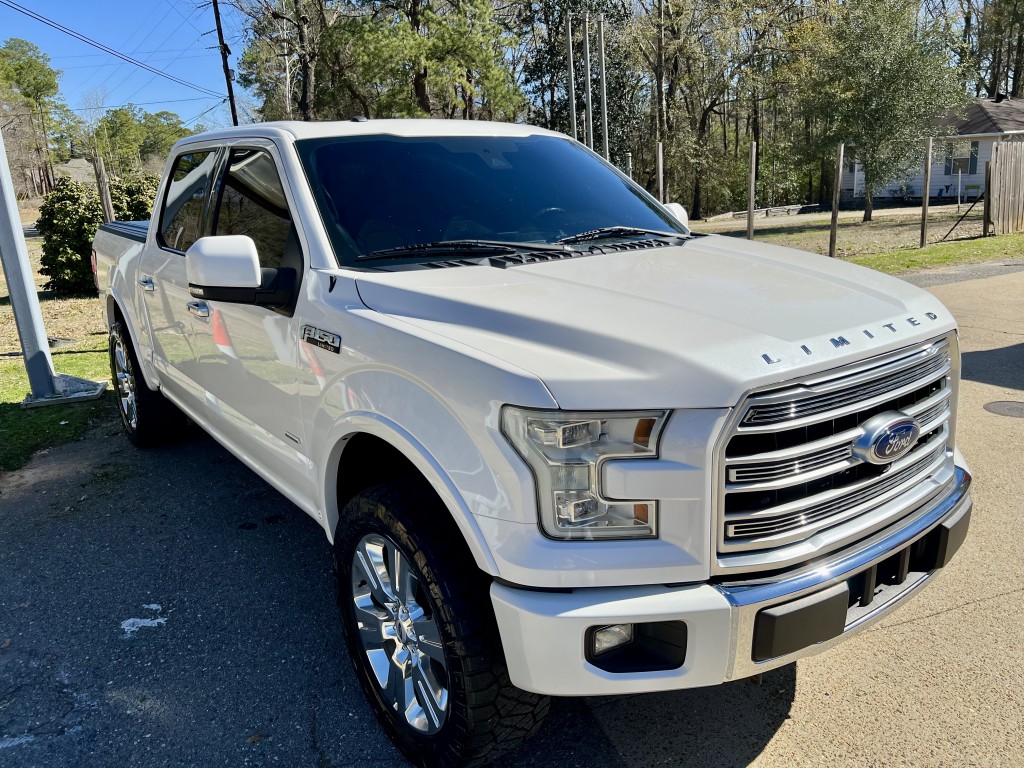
0 233 105 356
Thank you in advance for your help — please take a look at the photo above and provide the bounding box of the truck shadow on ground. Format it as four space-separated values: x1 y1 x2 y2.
0 422 794 768
503 666 796 767
961 342 1024 392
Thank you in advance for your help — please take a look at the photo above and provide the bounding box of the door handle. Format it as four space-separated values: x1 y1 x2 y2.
138 276 155 292
186 300 209 319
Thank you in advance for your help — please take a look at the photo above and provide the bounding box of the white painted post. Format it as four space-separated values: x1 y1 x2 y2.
0 129 106 407
0 129 57 400
958 169 962 213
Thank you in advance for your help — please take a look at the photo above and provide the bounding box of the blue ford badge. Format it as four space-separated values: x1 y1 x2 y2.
852 411 921 465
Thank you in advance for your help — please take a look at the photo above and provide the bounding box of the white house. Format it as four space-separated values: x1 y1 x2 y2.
840 97 1024 203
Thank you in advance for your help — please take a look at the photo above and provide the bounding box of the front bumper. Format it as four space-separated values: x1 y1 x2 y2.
491 466 972 696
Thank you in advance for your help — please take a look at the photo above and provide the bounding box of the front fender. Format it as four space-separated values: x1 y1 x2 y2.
309 361 556 578
319 411 503 575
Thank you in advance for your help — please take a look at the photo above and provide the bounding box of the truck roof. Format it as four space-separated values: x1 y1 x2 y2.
174 118 564 147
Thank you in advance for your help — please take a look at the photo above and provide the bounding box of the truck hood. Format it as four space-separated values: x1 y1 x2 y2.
353 235 956 409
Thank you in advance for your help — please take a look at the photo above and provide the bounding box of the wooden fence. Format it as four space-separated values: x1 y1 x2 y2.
988 138 1024 235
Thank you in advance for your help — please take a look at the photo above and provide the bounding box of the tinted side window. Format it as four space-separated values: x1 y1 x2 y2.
160 150 217 252
214 149 293 270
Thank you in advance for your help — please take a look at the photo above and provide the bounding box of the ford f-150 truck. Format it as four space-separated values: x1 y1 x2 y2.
93 119 973 767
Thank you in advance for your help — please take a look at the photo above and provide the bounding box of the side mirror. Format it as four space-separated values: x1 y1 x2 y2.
185 235 298 313
185 235 261 300
664 202 689 228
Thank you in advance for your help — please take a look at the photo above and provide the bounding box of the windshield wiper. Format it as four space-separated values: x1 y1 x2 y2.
360 239 570 261
557 226 684 245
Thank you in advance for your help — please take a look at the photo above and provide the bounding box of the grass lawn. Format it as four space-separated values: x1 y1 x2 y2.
0 348 112 472
695 203 989 260
1 201 113 474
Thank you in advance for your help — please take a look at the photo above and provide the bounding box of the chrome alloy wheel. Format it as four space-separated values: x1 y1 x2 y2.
351 533 449 734
112 334 137 429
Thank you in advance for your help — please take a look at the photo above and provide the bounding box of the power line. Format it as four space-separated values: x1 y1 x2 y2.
0 0 225 99
52 48 207 59
70 96 223 112
183 99 228 127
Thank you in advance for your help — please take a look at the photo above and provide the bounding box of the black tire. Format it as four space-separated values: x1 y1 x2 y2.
108 320 188 447
334 480 549 768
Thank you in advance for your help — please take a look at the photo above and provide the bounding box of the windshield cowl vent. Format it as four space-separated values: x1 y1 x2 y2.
422 238 675 270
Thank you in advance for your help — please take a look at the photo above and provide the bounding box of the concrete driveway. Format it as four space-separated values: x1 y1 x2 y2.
1 264 1022 767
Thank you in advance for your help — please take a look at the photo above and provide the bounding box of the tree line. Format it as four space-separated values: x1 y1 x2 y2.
1 38 200 198
234 0 1022 219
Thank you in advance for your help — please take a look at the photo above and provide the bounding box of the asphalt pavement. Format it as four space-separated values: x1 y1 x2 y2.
1 262 1022 767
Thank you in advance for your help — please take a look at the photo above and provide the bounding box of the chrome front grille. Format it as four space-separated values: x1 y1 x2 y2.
717 335 957 574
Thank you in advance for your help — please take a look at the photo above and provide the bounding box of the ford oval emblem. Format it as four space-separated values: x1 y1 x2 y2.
852 411 921 465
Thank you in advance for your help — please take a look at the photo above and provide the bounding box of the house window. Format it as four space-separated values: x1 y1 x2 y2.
944 140 979 175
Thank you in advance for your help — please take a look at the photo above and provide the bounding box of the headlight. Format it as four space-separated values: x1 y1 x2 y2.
501 407 668 540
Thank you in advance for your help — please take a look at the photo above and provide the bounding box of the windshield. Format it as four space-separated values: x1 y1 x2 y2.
295 133 687 266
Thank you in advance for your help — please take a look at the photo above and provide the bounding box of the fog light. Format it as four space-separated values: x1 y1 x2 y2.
592 623 634 656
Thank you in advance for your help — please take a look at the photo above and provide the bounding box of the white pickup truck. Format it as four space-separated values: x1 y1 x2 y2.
93 119 973 767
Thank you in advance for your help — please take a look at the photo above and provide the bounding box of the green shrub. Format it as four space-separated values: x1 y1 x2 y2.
36 172 159 297
36 178 104 297
110 172 159 221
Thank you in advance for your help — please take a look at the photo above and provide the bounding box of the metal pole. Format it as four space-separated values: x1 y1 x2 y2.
957 168 962 213
657 141 664 203
747 141 757 240
920 137 933 248
212 0 239 126
829 143 844 258
598 14 609 160
583 13 593 150
625 151 633 179
1 130 106 407
0 128 57 399
566 13 577 141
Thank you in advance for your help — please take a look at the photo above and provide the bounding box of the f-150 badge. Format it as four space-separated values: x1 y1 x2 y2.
301 325 341 354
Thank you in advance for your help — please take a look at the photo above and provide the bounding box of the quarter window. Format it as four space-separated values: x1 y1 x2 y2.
159 150 217 252
214 148 293 270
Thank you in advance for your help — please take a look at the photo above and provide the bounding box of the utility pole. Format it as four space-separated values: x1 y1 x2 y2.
598 15 609 160
212 0 239 126
583 13 593 150
566 13 577 141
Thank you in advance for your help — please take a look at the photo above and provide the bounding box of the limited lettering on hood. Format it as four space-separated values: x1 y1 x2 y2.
760 312 941 365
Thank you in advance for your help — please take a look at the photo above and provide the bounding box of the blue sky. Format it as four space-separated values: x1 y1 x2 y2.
0 0 251 128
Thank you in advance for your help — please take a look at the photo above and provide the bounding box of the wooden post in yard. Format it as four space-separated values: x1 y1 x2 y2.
829 143 844 258
93 155 115 223
657 141 664 202
983 160 992 237
920 137 933 248
747 141 757 240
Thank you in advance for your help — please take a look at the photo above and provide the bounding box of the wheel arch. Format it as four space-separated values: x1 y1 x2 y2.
106 291 160 392
323 416 501 577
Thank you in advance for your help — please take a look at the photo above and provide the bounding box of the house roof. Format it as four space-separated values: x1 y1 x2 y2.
54 157 96 185
954 98 1024 136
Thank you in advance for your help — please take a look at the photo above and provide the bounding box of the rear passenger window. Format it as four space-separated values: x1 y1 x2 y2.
159 150 217 252
213 149 293 270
